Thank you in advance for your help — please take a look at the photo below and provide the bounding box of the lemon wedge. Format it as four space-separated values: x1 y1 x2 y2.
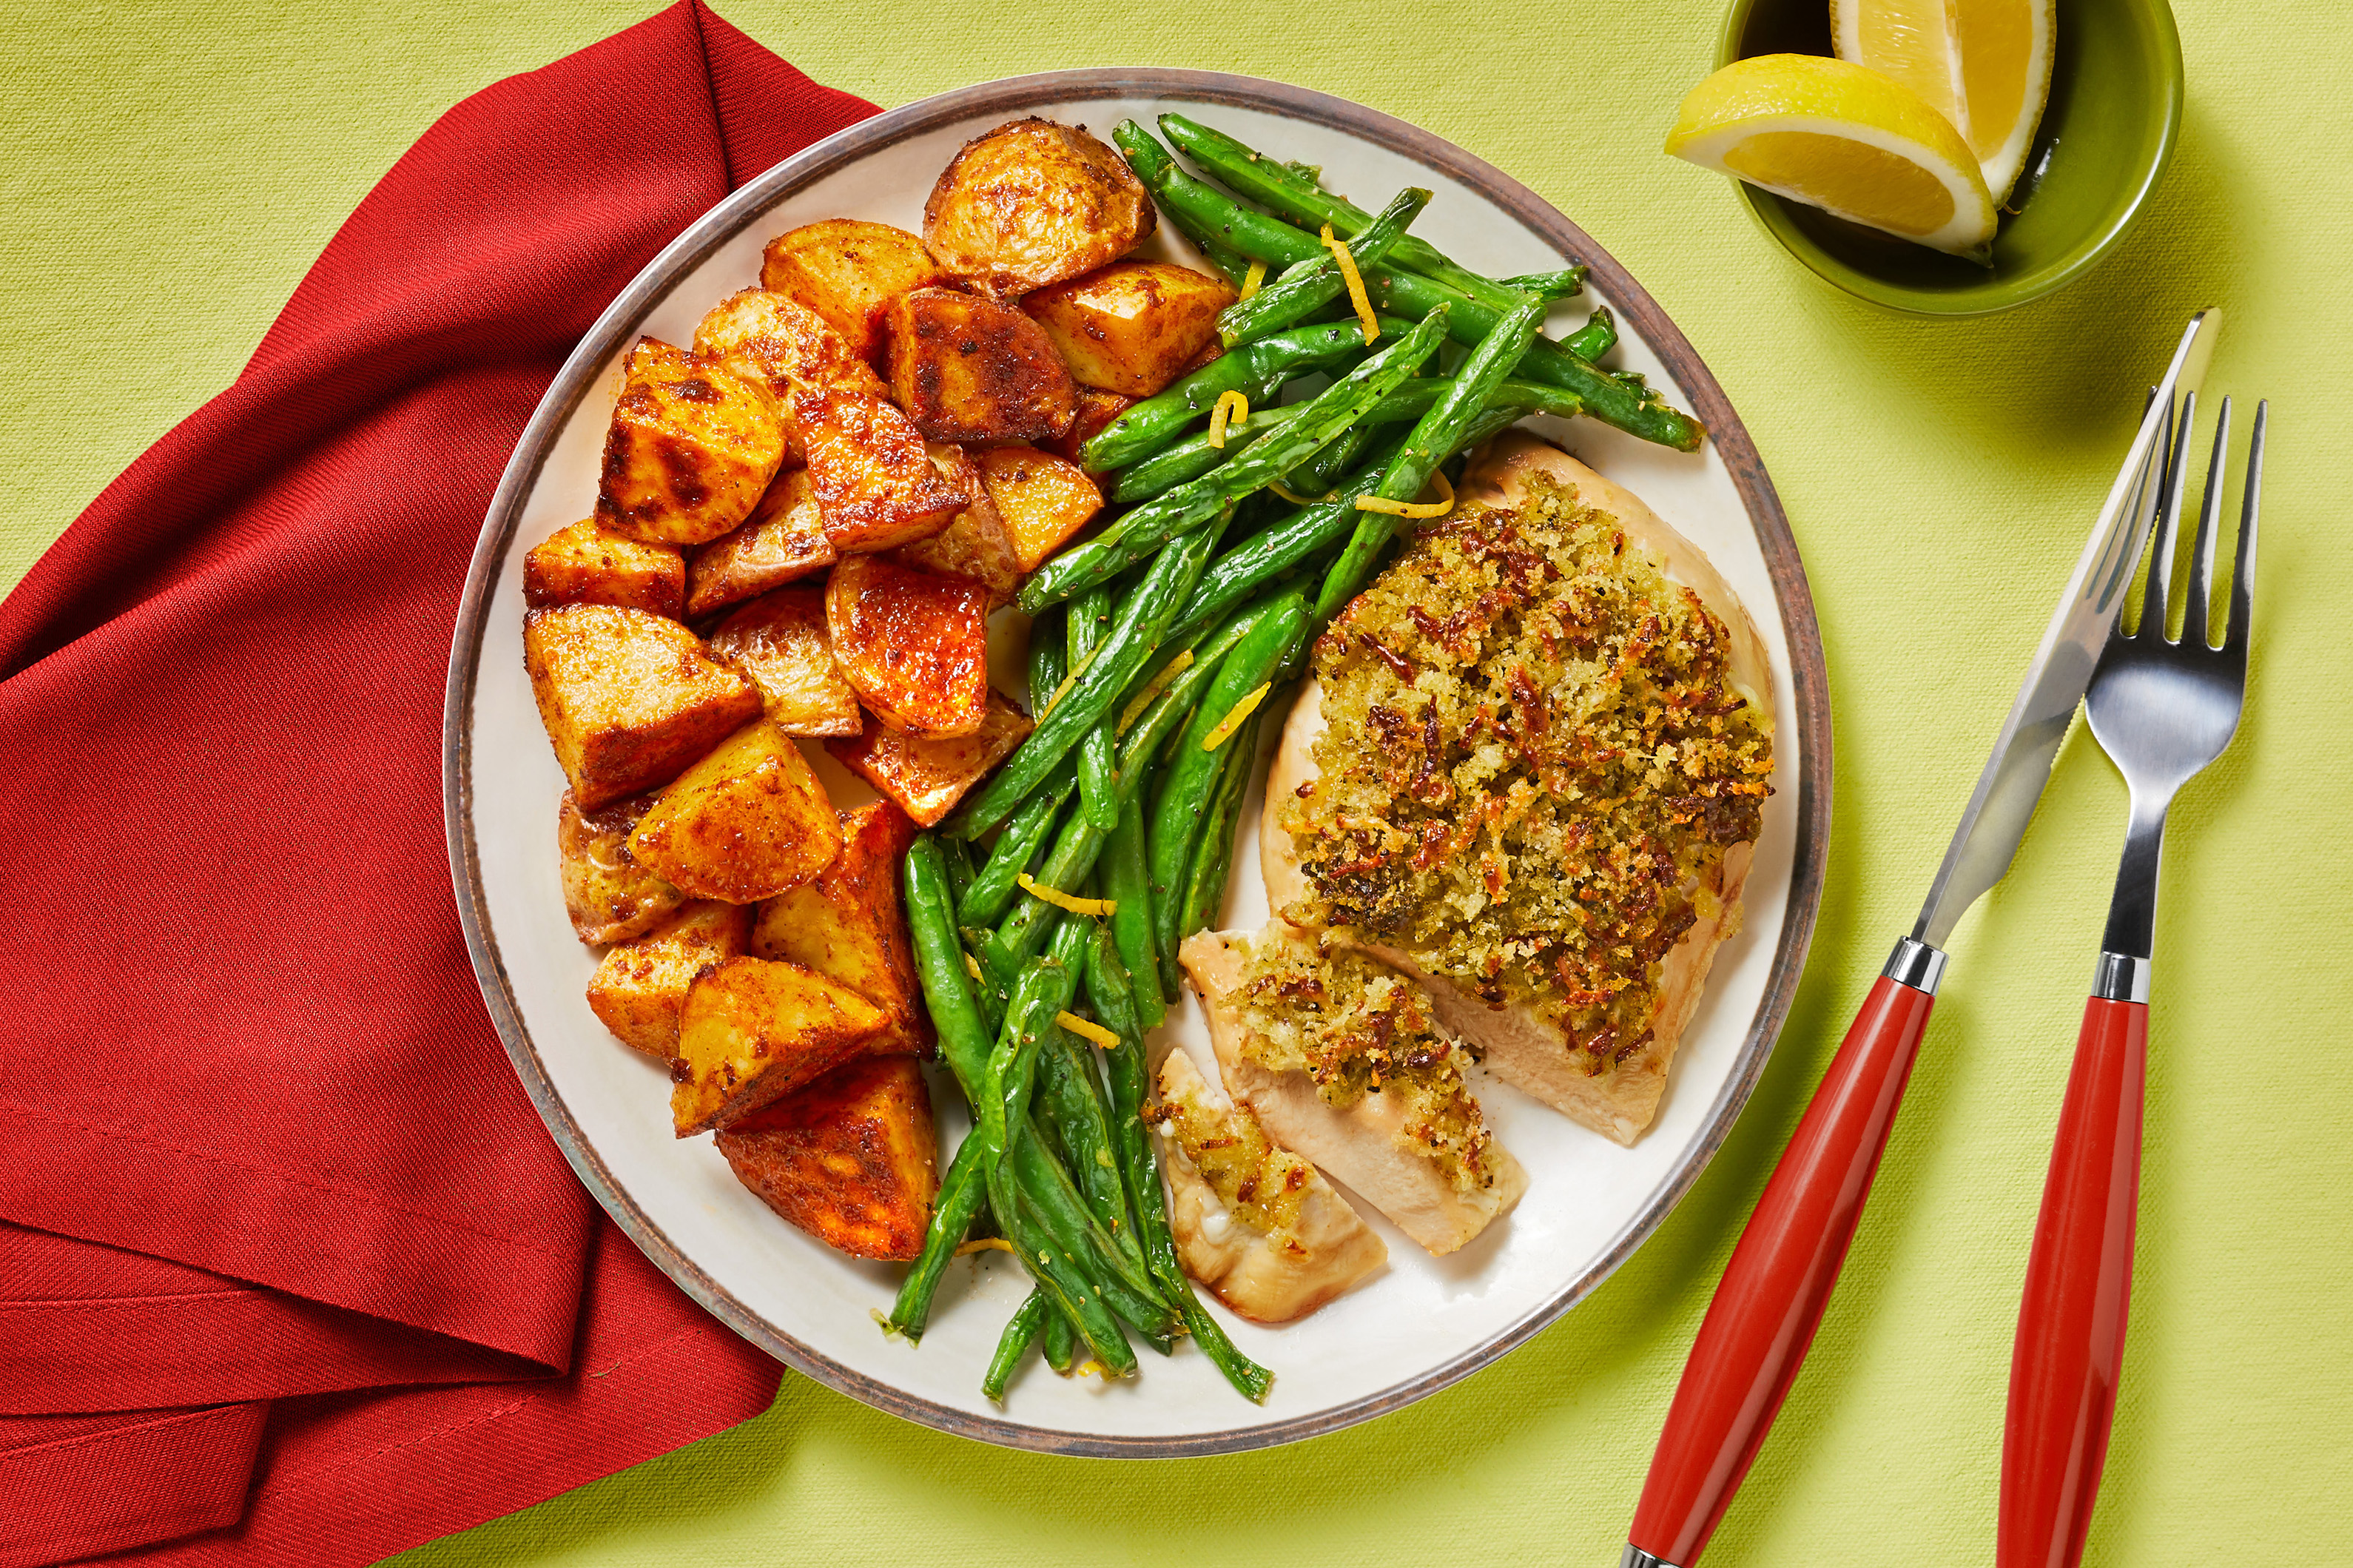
1833 0 2055 205
1666 54 1998 260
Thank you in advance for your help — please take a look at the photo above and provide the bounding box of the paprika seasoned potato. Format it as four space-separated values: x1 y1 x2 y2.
753 801 932 1057
693 289 888 466
883 287 1076 445
524 519 684 617
761 219 946 363
596 338 785 546
704 586 863 737
671 955 889 1136
714 1053 938 1260
627 719 844 902
793 388 976 553
524 605 762 810
825 556 991 737
585 900 752 1058
888 488 1022 609
559 788 685 945
826 688 1033 827
971 445 1103 571
1022 262 1237 398
1046 386 1137 474
685 469 836 618
921 118 1156 292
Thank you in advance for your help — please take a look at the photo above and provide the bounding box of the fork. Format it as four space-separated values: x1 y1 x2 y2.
1998 392 2266 1568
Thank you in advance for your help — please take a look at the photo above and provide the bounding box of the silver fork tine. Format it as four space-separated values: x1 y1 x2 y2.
2226 400 2266 658
2183 397 2232 650
2138 391 2195 640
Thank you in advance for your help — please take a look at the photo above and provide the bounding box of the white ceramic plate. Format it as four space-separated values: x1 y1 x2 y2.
445 70 1830 1456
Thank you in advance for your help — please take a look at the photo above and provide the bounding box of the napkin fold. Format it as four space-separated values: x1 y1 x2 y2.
0 6 875 1562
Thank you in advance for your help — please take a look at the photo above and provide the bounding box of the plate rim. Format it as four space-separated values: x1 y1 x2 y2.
442 66 1834 1458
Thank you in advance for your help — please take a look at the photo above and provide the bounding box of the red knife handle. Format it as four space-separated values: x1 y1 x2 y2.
1999 989 2149 1568
1627 949 1940 1568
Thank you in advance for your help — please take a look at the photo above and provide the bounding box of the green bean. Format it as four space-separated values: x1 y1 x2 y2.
1023 307 1450 612
1174 709 1262 989
1114 596 1282 770
904 835 996 1098
1317 292 1546 625
1099 790 1164 1030
1009 1111 1174 1332
1039 1023 1145 1273
980 918 1091 1162
1001 1174 1137 1376
1147 595 1307 986
884 1131 989 1341
1082 318 1373 472
1502 268 1591 303
1029 599 1066 710
983 1289 1049 1401
1121 123 1702 451
1109 408 1288 503
938 835 977 916
1160 112 1581 315
958 760 1075 927
951 522 1220 839
1069 587 1120 834
1042 1299 1079 1373
986 824 1096 973
1191 229 1251 286
1216 186 1429 348
1082 930 1273 1402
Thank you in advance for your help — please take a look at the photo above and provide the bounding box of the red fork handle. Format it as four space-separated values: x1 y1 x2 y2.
1999 994 2149 1568
1627 967 1939 1567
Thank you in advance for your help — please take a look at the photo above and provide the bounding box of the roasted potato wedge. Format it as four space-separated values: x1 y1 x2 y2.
714 1053 938 1260
886 488 1022 609
596 337 785 546
761 220 946 363
685 468 836 618
524 519 685 617
671 955 889 1136
627 719 844 902
524 605 762 810
826 688 1033 827
693 289 887 466
971 446 1103 571
1021 262 1238 398
825 556 991 736
1045 386 1137 474
559 788 685 945
921 118 1156 292
792 388 977 553
883 287 1077 445
753 801 932 1057
704 586 863 737
585 900 751 1057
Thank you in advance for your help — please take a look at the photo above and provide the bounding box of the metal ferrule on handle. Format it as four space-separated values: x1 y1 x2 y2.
2090 952 2151 1003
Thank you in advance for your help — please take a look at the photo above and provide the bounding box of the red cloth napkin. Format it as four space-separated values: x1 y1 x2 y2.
0 7 875 1562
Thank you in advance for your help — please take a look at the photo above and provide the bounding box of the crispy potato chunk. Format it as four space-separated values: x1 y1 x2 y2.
596 338 785 546
714 1054 938 1260
693 289 887 465
883 287 1077 445
559 788 685 945
686 469 836 618
792 388 976 553
761 220 947 363
704 586 862 737
921 118 1156 292
585 900 751 1057
826 689 1032 827
753 801 932 1056
1022 262 1238 398
524 605 762 810
671 956 889 1135
887 488 1022 609
972 446 1103 571
627 719 843 902
1045 386 1137 474
825 556 990 737
524 519 686 617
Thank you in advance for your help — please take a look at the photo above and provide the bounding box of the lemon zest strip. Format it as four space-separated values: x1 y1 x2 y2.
1117 649 1192 733
1018 873 1115 916
1238 259 1267 300
1353 471 1455 520
963 952 984 982
1055 1011 1122 1050
1202 682 1271 752
1269 480 1334 506
1321 223 1379 344
955 1237 1017 1256
1208 389 1249 449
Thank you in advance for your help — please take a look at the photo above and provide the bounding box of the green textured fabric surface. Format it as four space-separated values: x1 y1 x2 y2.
9 3 2347 1564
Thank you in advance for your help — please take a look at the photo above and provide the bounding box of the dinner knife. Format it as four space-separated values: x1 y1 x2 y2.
1620 309 2219 1568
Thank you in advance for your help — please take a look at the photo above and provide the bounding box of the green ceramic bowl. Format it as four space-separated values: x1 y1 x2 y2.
1715 0 2183 314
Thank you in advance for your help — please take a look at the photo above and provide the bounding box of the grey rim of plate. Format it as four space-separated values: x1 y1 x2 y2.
441 68 1834 1457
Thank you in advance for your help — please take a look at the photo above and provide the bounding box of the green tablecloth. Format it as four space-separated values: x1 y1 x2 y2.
8 3 2346 1562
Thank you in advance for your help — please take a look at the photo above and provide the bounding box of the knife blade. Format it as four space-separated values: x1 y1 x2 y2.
1621 309 2221 1568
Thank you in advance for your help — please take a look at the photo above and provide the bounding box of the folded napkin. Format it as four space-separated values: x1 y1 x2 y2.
0 6 875 1562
